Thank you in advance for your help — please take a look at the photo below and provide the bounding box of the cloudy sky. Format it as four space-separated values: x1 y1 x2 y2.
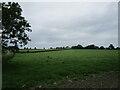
19 2 118 49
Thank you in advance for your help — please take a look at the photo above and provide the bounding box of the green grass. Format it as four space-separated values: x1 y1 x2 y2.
3 49 119 88
19 49 43 52
18 49 63 53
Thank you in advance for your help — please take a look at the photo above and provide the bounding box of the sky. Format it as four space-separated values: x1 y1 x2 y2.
19 2 118 49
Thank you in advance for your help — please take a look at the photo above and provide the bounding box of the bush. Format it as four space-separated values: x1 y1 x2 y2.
2 50 15 62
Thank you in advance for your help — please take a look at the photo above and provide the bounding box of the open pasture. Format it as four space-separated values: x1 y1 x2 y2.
3 49 119 88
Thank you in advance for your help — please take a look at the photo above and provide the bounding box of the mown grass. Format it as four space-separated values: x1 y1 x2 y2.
3 49 119 88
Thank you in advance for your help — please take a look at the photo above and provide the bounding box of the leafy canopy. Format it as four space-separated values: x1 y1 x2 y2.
2 2 32 47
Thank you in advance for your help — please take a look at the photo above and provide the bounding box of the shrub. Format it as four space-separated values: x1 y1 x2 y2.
2 50 15 62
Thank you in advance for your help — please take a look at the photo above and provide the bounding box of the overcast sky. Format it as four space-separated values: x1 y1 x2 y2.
19 2 118 49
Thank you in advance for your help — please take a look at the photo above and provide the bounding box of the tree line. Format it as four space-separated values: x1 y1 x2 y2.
71 44 119 50
23 44 120 50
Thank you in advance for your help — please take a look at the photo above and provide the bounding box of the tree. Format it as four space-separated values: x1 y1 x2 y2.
77 44 83 49
84 44 99 49
71 44 83 49
116 47 120 49
2 2 32 49
66 46 70 49
71 46 77 49
50 47 53 49
108 44 115 50
99 46 105 49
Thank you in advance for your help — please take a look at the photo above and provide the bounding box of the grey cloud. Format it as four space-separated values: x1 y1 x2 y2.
19 2 118 48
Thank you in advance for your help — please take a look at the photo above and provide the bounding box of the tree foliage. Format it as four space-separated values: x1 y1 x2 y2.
108 44 115 49
84 44 99 49
99 46 105 49
2 2 32 48
71 44 83 49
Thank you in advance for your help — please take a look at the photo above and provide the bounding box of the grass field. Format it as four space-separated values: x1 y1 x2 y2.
18 49 61 53
19 49 43 52
3 49 119 88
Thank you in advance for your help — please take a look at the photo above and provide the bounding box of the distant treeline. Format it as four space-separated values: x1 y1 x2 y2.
24 44 120 50
71 44 119 50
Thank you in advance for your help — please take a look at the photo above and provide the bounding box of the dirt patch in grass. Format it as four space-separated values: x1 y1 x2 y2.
31 71 119 89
